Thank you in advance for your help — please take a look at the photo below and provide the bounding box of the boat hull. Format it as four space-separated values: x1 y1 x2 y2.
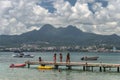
10 63 26 68
12 54 34 58
81 56 99 61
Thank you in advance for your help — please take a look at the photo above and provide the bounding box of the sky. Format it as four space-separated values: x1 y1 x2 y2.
0 0 120 35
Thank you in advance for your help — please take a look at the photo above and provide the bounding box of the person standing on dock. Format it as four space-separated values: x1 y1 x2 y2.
53 53 57 63
66 53 70 63
59 53 62 62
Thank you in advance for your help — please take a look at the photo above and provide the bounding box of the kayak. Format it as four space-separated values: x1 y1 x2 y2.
37 66 53 69
9 63 26 68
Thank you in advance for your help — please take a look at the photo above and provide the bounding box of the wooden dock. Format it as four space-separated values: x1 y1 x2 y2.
25 61 120 72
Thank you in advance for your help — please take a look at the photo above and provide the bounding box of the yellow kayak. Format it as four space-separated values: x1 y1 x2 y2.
37 66 53 69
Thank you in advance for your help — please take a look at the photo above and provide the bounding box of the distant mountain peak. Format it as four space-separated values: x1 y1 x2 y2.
65 25 83 33
111 34 118 36
41 24 55 30
67 25 76 28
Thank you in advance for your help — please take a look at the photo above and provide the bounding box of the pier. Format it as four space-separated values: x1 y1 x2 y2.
25 61 120 72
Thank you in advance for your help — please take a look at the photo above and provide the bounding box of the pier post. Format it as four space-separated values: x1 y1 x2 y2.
28 63 30 68
99 66 102 72
83 66 86 71
91 66 93 71
117 67 119 72
54 65 59 69
85 62 88 71
26 61 30 68
67 66 72 70
103 67 106 72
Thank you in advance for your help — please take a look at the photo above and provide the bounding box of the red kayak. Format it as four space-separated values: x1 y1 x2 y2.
10 63 26 68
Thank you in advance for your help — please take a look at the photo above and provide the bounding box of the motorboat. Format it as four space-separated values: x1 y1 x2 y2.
12 52 34 58
81 56 99 61
9 63 26 68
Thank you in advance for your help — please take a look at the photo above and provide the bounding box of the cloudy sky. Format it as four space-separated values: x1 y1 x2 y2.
0 0 120 35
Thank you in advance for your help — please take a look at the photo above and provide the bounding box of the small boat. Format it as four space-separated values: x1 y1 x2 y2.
12 52 34 58
9 63 26 68
81 56 99 61
37 66 53 69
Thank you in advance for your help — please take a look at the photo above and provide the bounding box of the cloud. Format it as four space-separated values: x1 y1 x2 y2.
0 0 12 15
0 0 120 35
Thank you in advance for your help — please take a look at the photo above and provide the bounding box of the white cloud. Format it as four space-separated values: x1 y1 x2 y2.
0 0 12 15
0 0 120 35
33 5 48 15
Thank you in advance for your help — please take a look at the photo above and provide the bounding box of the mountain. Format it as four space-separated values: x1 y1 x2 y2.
0 24 120 47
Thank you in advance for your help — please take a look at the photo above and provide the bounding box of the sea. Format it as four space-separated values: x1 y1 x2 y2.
0 52 120 80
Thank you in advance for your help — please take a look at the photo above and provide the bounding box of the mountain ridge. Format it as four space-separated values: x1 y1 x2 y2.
0 24 120 47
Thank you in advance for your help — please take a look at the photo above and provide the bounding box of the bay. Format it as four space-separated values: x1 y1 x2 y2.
0 52 120 80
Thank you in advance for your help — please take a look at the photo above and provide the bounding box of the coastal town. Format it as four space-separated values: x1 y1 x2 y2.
0 44 120 52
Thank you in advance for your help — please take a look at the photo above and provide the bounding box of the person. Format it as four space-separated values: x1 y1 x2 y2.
53 53 57 63
66 53 70 63
10 64 14 68
59 53 62 62
39 57 42 62
58 69 61 72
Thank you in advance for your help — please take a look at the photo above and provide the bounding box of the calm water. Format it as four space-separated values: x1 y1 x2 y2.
0 52 120 80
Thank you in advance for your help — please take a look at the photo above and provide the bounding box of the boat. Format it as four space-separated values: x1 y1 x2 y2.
9 63 26 68
12 52 34 58
37 66 53 69
81 56 99 61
